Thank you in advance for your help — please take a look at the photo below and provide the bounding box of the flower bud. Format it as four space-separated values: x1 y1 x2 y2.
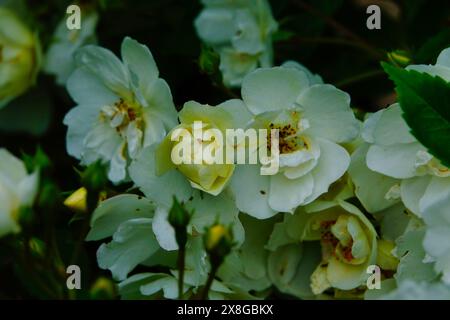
204 223 234 267
64 187 88 213
81 161 108 193
89 277 116 299
0 7 41 107
387 50 411 68
168 196 192 248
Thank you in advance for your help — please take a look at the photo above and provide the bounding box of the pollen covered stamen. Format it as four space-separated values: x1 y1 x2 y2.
101 99 143 136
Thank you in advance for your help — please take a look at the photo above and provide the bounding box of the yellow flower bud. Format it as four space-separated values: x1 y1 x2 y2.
64 187 88 213
205 224 231 252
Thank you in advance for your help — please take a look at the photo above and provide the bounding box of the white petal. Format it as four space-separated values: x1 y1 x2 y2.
194 8 236 45
231 9 264 54
142 111 167 148
366 143 423 179
282 61 323 85
361 111 382 143
121 37 159 92
142 78 178 130
64 105 105 159
126 121 143 159
372 104 416 146
304 139 350 204
0 148 27 185
436 48 450 68
87 194 155 241
97 218 158 280
0 186 19 237
17 171 39 207
229 164 277 218
129 145 193 208
218 48 258 87
242 67 309 114
152 206 178 251
268 172 314 212
75 45 130 96
348 144 400 213
297 84 360 143
420 177 450 226
108 143 127 183
401 176 431 216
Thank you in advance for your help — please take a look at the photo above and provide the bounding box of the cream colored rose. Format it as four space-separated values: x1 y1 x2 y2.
0 7 41 107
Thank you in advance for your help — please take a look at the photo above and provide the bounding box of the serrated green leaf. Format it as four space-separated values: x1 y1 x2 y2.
382 62 450 167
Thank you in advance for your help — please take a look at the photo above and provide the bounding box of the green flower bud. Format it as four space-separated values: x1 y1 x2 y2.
81 161 108 193
168 197 192 248
199 45 220 76
387 50 412 67
29 237 45 259
89 277 116 299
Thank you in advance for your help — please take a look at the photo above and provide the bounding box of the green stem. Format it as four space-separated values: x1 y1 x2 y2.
22 236 59 298
335 69 385 88
177 247 186 300
200 264 219 300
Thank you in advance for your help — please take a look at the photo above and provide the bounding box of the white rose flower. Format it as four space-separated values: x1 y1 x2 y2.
44 9 98 85
355 107 450 282
63 37 177 183
230 66 360 218
0 148 39 237
360 104 450 218
195 0 278 87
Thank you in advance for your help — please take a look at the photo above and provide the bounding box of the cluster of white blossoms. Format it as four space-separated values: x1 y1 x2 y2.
349 49 450 293
57 6 450 296
195 0 278 87
3 0 450 301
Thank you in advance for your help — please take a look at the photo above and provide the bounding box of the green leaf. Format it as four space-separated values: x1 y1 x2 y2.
415 28 450 64
382 62 450 167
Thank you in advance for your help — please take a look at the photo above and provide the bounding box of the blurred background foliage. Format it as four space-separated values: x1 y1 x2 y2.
0 0 449 299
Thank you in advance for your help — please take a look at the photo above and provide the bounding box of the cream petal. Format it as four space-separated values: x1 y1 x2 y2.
297 84 360 143
400 176 431 216
268 172 314 213
366 143 424 179
242 67 309 114
304 139 350 204
229 164 277 219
